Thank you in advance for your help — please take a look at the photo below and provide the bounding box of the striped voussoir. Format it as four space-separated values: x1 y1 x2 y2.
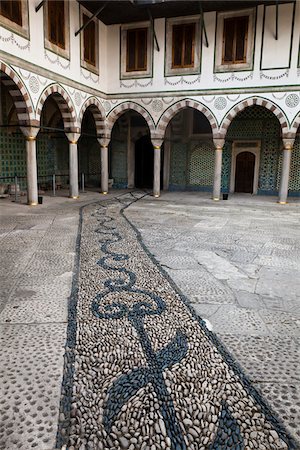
156 99 218 136
219 97 289 139
106 101 155 136
79 97 106 136
36 84 78 132
290 115 300 137
0 62 35 127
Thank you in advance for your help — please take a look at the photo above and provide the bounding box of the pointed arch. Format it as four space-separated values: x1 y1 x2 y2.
219 97 289 138
36 84 78 132
106 101 155 137
156 99 218 136
0 60 35 126
79 97 106 136
290 112 300 138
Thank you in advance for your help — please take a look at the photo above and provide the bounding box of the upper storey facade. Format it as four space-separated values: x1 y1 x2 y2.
0 0 300 98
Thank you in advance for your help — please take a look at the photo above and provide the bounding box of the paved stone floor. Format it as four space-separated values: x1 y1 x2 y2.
0 190 299 449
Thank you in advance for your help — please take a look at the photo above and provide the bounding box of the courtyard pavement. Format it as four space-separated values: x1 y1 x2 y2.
0 190 299 449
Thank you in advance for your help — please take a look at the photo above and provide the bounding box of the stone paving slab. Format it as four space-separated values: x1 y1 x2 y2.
0 323 66 450
57 193 296 450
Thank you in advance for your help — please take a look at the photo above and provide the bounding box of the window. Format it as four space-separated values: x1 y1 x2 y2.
44 0 69 59
48 0 65 49
215 9 255 72
0 0 22 26
172 23 195 68
83 14 96 66
0 0 29 38
165 16 200 76
120 22 152 79
126 28 147 72
223 16 248 64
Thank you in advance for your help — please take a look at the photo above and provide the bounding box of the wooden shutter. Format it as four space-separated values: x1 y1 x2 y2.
223 17 235 63
126 28 147 72
48 0 65 49
0 0 22 26
83 14 96 66
235 16 248 62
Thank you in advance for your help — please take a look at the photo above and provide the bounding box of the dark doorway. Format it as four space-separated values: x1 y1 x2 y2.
235 151 255 193
135 135 154 188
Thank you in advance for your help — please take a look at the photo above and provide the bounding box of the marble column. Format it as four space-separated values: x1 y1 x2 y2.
98 137 110 194
152 138 163 198
66 132 80 199
21 127 39 206
163 127 171 191
212 139 224 201
278 139 294 204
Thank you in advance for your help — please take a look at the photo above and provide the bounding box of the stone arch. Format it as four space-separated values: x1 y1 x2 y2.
156 99 218 136
290 113 300 138
79 97 106 136
106 101 155 137
0 60 35 126
36 84 78 132
219 97 289 138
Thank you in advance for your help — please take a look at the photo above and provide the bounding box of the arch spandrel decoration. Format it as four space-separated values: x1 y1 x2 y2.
79 97 106 136
219 97 289 139
36 84 78 132
0 61 35 126
156 99 218 137
106 102 156 137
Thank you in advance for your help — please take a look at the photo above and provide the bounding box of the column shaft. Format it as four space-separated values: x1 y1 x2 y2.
153 146 161 197
278 147 292 204
69 142 79 198
101 145 109 194
213 147 223 201
26 138 38 205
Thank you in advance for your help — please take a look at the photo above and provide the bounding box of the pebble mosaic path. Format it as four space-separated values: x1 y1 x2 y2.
58 192 296 450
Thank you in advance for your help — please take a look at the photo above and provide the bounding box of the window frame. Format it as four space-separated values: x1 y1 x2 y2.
215 8 255 73
120 21 153 79
44 0 70 60
80 5 99 74
0 0 29 39
165 15 201 77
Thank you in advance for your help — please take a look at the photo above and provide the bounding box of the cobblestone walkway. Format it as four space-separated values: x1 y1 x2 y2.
58 192 296 450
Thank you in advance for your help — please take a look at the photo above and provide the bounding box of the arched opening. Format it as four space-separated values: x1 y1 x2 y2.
135 135 154 188
235 151 255 193
78 108 101 189
109 110 153 189
0 72 27 196
37 95 69 194
225 105 281 196
165 108 214 191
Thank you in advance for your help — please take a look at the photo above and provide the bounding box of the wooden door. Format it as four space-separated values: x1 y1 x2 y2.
235 151 255 193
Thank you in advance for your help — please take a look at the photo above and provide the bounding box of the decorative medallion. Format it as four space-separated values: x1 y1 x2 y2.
285 93 300 108
29 76 39 94
104 101 112 112
74 92 81 106
152 99 163 113
214 97 227 110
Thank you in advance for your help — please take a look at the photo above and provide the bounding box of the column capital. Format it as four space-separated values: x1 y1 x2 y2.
98 137 110 147
20 126 39 140
282 138 294 151
66 132 80 144
213 138 225 150
152 138 164 149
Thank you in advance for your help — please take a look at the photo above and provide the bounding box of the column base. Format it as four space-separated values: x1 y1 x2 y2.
69 196 79 199
153 194 160 198
213 197 220 201
102 191 108 195
28 201 38 206
278 201 287 204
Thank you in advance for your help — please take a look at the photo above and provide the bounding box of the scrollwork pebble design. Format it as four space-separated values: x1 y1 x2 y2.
120 79 153 88
44 50 70 69
103 101 111 112
74 92 81 106
164 75 201 86
56 192 295 450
